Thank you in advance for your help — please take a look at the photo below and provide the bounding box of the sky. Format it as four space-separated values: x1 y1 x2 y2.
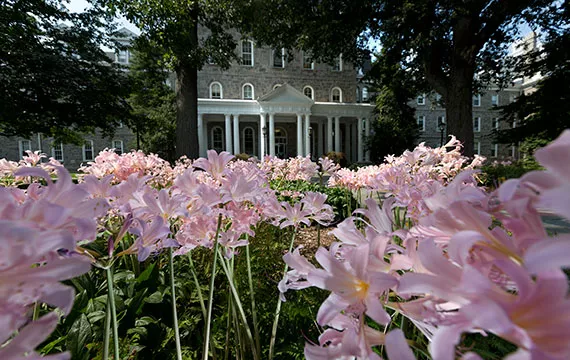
67 0 140 34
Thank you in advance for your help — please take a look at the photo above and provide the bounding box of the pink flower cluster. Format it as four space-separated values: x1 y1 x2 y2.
0 166 105 359
260 155 319 182
281 130 570 359
0 150 64 185
329 136 486 220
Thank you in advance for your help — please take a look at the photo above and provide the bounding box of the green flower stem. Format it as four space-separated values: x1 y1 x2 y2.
103 302 111 360
245 242 262 357
203 214 223 360
105 266 120 360
169 248 183 360
188 253 207 320
269 229 297 360
217 248 259 360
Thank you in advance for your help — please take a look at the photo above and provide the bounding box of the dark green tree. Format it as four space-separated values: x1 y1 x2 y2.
127 40 176 162
101 0 249 159
244 0 564 156
365 51 421 163
0 0 131 144
497 2 570 147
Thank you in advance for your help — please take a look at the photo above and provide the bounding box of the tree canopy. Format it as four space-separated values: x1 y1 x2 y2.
245 0 565 156
0 0 131 144
498 2 570 147
101 0 249 159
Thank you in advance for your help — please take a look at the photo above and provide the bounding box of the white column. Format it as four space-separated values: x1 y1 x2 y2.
198 113 206 157
233 114 240 154
364 117 371 161
259 113 266 158
224 114 233 153
351 122 358 163
304 114 310 156
334 116 340 152
327 116 333 153
296 113 303 156
269 113 276 156
357 118 363 162
318 120 324 157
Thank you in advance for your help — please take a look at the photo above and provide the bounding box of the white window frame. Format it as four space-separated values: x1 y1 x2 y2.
416 94 426 105
242 83 254 100
491 94 499 106
210 82 223 99
492 143 498 158
241 40 254 67
51 143 64 162
330 87 342 103
512 120 517 128
211 126 224 151
273 84 282 90
473 94 481 107
362 87 369 101
473 117 481 132
303 85 314 100
302 51 314 70
83 140 94 161
112 140 124 155
18 140 32 159
116 49 129 64
242 126 256 155
272 48 285 68
492 118 500 130
417 115 426 132
474 141 481 155
332 54 342 71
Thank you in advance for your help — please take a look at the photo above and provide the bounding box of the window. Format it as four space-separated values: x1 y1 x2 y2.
356 88 361 102
242 83 254 100
243 127 256 155
331 87 342 103
117 49 129 64
83 140 94 161
417 115 426 132
52 143 64 162
492 144 498 157
302 51 314 70
275 128 287 158
474 141 481 155
332 55 342 71
18 140 31 158
210 82 223 99
437 116 446 131
473 117 481 132
473 94 481 107
491 94 499 106
303 86 314 100
512 120 517 129
211 126 224 152
241 40 254 66
417 94 425 105
273 48 284 68
362 87 369 101
273 84 282 90
492 118 500 130
112 140 123 155
435 93 443 105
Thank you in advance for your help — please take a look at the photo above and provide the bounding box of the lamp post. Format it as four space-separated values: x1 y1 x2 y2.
262 126 268 157
438 117 446 147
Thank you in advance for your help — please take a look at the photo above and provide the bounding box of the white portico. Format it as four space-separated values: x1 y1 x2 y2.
197 83 374 162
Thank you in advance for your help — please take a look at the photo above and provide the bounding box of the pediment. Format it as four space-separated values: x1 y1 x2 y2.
258 83 314 105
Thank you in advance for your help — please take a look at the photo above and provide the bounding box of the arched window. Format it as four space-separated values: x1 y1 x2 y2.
242 83 254 100
242 127 256 155
331 87 342 103
356 88 361 102
303 86 314 100
210 82 223 99
273 84 282 90
211 126 224 152
362 87 369 101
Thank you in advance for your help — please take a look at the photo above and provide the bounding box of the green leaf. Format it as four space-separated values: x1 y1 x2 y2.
65 314 92 360
145 291 164 304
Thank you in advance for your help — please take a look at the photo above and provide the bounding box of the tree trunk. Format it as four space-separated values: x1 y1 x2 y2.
445 67 474 157
175 25 199 159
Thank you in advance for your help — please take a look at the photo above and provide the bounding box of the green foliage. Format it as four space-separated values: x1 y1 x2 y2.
270 179 358 221
498 16 570 145
480 160 542 189
0 0 132 144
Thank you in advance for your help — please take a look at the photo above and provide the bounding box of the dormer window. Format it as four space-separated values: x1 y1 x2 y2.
117 49 129 64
